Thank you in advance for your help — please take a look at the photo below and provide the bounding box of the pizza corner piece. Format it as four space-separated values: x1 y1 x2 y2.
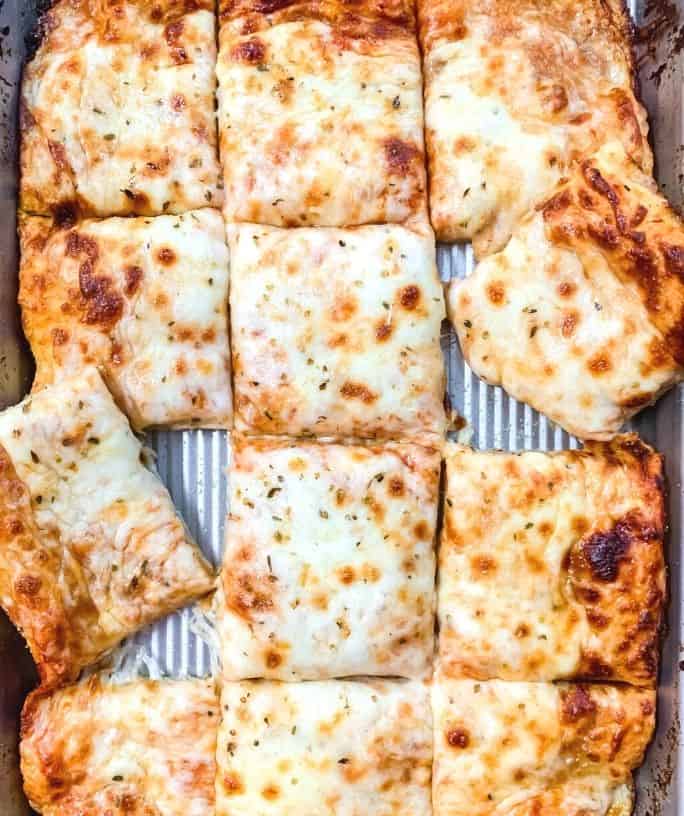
228 221 446 440
419 0 651 256
432 670 655 816
19 209 232 431
20 673 218 816
216 0 427 227
0 369 215 686
216 678 432 816
447 141 684 440
438 435 666 687
20 0 222 220
215 435 440 681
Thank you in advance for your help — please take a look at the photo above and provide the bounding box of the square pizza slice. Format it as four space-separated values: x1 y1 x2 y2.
20 0 222 219
0 369 214 685
419 0 651 255
229 222 445 440
448 142 684 439
432 672 655 816
215 437 440 680
19 210 232 430
216 679 432 816
217 0 427 227
439 436 665 686
20 675 218 816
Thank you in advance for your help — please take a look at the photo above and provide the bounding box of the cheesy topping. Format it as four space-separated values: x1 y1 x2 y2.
229 222 445 439
432 673 655 816
20 676 218 816
216 679 432 816
20 210 232 430
217 0 427 227
0 370 214 683
420 0 651 255
20 0 222 219
216 437 440 680
448 142 684 439
439 437 665 686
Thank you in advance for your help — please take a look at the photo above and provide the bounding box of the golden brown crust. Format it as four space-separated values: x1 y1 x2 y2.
541 143 684 365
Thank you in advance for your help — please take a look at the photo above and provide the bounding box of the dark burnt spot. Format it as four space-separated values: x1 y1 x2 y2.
547 84 568 113
515 623 530 638
388 476 404 496
558 281 576 297
582 163 627 233
48 140 69 170
414 520 430 540
542 190 572 220
51 327 69 345
9 518 24 536
662 243 684 281
157 247 177 266
171 93 186 111
124 265 144 296
15 574 42 597
627 246 659 306
582 653 612 678
66 232 99 262
561 686 597 723
340 381 377 403
338 565 356 585
375 320 393 342
486 282 505 305
253 0 295 13
231 37 267 63
265 650 282 668
399 285 421 310
150 4 164 21
446 727 469 748
384 138 420 175
631 205 648 228
79 263 124 326
165 20 184 43
19 102 36 132
582 520 635 582
587 354 611 375
52 201 79 229
121 188 150 210
561 312 578 338
229 574 273 618
578 190 595 210
587 222 620 249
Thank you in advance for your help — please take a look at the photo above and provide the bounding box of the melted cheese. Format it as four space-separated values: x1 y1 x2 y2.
20 675 218 815
217 0 426 227
419 0 651 255
20 210 232 430
432 672 655 816
448 142 684 439
216 679 432 816
216 437 440 680
439 438 665 686
229 222 445 439
21 0 222 218
0 370 214 683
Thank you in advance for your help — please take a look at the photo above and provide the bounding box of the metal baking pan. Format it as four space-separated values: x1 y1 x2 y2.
0 0 681 813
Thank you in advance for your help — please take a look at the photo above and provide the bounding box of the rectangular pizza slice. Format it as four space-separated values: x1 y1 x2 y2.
215 437 440 680
229 222 445 440
0 369 214 685
20 675 218 816
217 0 427 227
19 210 232 430
432 672 655 816
439 436 665 686
216 679 432 816
419 0 651 256
20 0 222 219
448 142 684 439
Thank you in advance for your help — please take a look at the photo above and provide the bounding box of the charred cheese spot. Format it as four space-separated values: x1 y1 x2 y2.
486 282 505 305
51 327 69 345
557 281 576 298
542 190 572 220
375 320 393 341
156 247 177 266
337 565 356 585
581 521 632 582
384 138 420 175
231 37 267 63
662 243 684 280
399 285 421 310
587 221 620 249
265 650 283 668
587 354 611 376
561 311 578 338
413 521 430 540
339 381 377 403
262 784 280 800
124 265 143 296
79 264 124 326
329 295 357 322
452 135 478 155
223 772 244 795
388 476 405 496
560 686 597 723
446 727 470 749
471 554 497 575
15 574 42 597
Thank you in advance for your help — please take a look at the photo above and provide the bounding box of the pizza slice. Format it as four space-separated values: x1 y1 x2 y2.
215 437 440 680
19 210 232 430
419 0 651 255
432 672 656 816
217 0 427 227
216 679 432 816
229 222 445 439
0 370 214 684
20 0 222 219
439 436 665 686
20 675 218 816
448 142 684 439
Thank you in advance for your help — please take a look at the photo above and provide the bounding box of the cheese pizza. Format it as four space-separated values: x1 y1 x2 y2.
439 436 665 686
20 210 232 430
20 0 222 219
448 142 684 439
432 672 656 816
20 675 218 816
419 0 651 255
0 370 214 684
216 679 432 816
229 222 445 439
216 437 440 680
217 0 427 227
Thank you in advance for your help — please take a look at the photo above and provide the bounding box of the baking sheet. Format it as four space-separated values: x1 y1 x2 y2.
0 0 682 813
